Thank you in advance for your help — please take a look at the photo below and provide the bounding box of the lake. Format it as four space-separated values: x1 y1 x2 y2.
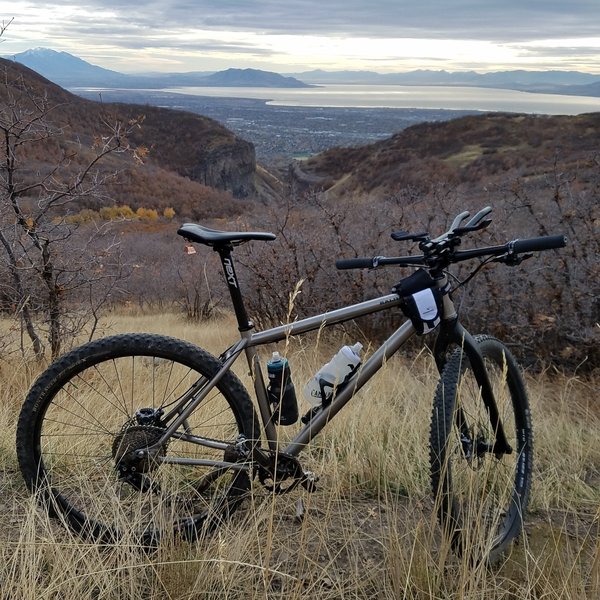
162 84 600 115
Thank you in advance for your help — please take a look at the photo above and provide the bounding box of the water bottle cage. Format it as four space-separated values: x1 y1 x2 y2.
318 363 360 406
266 361 299 426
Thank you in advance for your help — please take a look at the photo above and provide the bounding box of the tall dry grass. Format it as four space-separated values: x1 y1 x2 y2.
0 312 598 599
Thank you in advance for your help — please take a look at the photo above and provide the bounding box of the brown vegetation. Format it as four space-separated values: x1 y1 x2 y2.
101 165 246 219
1 57 597 370
0 58 256 210
0 313 598 599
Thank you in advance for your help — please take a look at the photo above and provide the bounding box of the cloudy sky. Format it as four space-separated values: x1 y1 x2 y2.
1 1 600 74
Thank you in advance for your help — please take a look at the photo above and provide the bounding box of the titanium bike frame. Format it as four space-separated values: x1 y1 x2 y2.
155 244 512 471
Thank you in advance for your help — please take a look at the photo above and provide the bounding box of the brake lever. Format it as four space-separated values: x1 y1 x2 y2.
494 252 534 266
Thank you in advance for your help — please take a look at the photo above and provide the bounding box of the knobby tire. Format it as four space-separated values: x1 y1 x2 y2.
430 335 533 563
16 333 259 545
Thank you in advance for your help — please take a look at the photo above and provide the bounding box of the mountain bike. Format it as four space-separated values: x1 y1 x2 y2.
16 207 566 563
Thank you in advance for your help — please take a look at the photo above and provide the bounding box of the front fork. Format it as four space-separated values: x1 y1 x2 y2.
433 314 513 457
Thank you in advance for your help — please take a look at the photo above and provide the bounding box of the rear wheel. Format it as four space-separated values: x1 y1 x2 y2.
16 333 259 545
430 335 533 563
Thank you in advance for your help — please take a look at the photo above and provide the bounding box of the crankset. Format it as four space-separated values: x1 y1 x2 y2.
256 450 318 494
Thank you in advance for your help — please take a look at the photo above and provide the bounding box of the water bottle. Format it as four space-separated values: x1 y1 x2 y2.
303 342 363 407
267 352 299 425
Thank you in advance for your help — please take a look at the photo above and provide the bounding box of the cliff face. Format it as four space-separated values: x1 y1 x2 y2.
187 135 256 198
117 104 257 198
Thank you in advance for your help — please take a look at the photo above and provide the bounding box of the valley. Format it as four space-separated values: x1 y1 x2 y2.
72 88 478 167
0 57 597 371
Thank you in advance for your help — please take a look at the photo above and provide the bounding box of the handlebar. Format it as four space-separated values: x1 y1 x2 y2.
510 235 567 254
335 255 425 270
335 234 567 271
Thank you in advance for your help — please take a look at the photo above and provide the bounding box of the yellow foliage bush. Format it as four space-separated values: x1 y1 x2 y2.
116 205 135 219
136 207 159 221
65 205 172 225
98 205 135 220
64 209 100 224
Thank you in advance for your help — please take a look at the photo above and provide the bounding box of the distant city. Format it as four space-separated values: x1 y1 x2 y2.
74 88 477 167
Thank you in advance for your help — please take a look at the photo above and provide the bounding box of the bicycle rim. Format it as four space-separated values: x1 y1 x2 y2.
431 337 532 562
24 335 256 544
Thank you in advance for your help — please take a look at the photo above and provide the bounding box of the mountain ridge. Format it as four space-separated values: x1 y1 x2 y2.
7 48 313 89
293 68 600 96
6 48 600 97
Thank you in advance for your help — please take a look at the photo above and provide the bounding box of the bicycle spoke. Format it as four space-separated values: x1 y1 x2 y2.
19 334 256 543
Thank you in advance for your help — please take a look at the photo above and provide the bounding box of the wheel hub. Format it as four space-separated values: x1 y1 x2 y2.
460 429 491 470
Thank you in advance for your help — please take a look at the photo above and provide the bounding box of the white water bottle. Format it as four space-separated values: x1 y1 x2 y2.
303 342 363 407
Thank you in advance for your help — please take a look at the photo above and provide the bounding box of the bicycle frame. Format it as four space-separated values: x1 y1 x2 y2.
155 245 512 471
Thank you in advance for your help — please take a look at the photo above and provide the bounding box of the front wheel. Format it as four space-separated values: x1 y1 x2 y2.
429 335 533 563
16 333 259 545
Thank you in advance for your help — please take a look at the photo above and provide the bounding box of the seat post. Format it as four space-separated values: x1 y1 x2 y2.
215 245 253 332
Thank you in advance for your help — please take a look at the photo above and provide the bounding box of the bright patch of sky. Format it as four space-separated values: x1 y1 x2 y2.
1 1 600 74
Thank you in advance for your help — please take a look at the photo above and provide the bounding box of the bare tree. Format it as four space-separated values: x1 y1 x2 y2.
0 61 142 358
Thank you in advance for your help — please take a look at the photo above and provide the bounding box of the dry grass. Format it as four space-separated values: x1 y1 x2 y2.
0 312 598 599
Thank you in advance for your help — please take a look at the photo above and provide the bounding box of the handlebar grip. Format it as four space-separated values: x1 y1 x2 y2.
335 258 377 270
511 235 567 254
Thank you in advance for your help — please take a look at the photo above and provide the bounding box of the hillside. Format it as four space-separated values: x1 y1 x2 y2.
296 112 600 197
0 57 258 215
1 56 597 368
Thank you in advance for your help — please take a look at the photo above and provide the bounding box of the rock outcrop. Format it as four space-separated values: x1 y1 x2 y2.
118 104 257 198
192 135 256 197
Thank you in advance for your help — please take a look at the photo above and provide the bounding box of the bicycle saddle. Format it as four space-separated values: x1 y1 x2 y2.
177 223 276 247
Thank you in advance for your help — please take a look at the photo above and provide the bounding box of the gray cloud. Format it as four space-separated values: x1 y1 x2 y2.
6 1 600 73
28 1 600 42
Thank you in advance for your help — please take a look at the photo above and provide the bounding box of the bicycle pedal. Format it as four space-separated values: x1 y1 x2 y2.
300 470 319 493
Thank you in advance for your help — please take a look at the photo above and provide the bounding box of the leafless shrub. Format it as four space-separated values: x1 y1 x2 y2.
236 166 597 371
0 64 140 358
